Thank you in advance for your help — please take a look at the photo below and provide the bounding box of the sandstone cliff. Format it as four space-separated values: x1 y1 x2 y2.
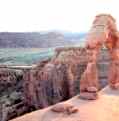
23 47 110 109
23 47 87 109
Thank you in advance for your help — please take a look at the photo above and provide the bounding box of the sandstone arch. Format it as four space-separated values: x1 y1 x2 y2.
80 14 119 100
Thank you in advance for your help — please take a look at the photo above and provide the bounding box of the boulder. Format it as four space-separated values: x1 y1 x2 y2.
51 103 78 114
79 92 98 100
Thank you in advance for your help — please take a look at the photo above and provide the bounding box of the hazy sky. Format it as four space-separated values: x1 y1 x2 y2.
0 0 118 32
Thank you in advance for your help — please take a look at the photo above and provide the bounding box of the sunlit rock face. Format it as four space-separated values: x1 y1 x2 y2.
23 47 88 109
80 14 119 100
23 47 109 109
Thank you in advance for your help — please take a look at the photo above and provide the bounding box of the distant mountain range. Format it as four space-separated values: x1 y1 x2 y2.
0 31 86 48
63 32 86 41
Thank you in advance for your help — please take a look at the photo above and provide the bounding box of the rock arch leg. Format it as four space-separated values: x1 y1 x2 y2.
108 49 119 89
79 47 100 100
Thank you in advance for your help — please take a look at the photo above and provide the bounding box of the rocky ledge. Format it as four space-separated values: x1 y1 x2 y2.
10 86 119 121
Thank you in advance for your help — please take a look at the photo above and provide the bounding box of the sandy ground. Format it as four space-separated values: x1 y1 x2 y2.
10 86 119 121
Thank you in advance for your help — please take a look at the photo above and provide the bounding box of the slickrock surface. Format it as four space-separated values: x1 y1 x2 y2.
10 86 119 121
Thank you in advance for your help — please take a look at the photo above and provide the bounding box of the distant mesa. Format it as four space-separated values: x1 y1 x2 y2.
0 31 86 48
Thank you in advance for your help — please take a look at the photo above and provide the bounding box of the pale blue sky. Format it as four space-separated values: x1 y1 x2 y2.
0 0 118 32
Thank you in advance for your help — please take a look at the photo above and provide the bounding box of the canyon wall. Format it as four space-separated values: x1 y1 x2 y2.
0 47 110 121
0 68 36 121
24 47 110 109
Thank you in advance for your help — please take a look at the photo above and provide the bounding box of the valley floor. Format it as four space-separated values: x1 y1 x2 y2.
0 48 54 65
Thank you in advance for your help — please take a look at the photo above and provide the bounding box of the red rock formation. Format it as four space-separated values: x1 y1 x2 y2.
80 14 119 100
51 103 78 114
23 46 112 110
23 47 89 109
